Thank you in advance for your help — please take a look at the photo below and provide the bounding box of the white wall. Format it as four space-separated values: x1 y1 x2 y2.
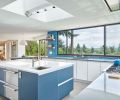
0 31 47 40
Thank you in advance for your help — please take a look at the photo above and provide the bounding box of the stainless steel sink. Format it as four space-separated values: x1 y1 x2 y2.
34 66 49 70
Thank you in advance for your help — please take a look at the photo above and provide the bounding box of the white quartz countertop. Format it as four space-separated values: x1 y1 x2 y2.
73 67 120 100
0 60 73 75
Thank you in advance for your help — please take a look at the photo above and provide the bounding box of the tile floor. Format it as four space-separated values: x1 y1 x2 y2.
63 80 90 100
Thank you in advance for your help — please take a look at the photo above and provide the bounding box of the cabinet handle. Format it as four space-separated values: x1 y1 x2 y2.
3 85 18 91
0 80 5 84
3 70 18 74
18 72 22 79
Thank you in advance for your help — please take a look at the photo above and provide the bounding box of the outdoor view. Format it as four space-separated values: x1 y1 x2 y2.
25 40 47 56
106 24 120 56
58 24 120 56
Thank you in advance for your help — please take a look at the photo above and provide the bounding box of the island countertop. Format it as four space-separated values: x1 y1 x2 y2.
73 71 120 100
0 60 73 75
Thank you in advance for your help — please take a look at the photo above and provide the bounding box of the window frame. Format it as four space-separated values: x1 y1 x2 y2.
57 22 120 57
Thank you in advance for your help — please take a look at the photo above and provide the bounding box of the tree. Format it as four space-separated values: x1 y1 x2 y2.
118 43 120 52
59 30 79 54
82 44 87 53
76 43 81 54
25 41 38 56
109 46 115 53
91 47 94 53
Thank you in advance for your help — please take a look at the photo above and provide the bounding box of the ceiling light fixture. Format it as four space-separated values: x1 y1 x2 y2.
36 11 40 13
104 0 120 12
53 6 56 8
44 9 47 11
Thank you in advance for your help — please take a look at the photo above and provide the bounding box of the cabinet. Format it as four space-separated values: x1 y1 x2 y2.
58 66 73 100
76 61 88 81
0 68 4 96
19 66 73 100
4 68 18 100
88 61 101 81
66 60 77 79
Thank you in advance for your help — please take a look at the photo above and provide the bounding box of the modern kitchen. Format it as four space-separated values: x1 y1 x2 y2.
0 0 120 100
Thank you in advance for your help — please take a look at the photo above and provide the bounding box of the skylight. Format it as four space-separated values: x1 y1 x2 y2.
104 0 120 12
2 0 74 22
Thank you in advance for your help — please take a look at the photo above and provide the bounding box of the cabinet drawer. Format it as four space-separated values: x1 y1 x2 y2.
0 68 4 81
58 79 73 100
58 66 73 84
5 69 18 86
0 82 4 96
4 84 18 100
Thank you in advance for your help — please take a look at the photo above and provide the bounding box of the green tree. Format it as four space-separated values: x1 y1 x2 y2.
109 46 115 53
118 43 120 52
91 47 94 53
59 30 79 54
25 41 38 56
82 44 87 53
76 43 81 54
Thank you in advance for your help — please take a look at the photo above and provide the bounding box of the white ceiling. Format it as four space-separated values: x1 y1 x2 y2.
0 0 120 35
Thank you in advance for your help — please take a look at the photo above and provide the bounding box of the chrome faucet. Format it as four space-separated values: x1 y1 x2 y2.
32 58 39 68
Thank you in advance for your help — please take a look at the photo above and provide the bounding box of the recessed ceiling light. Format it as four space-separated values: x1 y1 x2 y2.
44 9 47 11
104 0 120 12
53 6 56 8
36 11 40 13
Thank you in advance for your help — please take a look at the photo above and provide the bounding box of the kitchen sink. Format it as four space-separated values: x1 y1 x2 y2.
34 66 50 70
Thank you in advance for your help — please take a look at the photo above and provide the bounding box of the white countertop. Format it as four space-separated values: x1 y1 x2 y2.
0 60 73 75
73 67 120 100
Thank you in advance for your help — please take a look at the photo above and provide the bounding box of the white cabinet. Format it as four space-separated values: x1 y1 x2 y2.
87 61 101 81
66 60 77 79
100 62 112 72
76 61 88 81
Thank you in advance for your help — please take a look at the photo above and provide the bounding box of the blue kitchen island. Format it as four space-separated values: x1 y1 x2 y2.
0 60 73 100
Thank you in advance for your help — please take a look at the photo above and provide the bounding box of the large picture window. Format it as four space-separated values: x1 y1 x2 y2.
58 27 104 55
58 24 120 56
73 27 104 55
106 24 120 56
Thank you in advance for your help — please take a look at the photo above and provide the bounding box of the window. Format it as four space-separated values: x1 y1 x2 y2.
58 30 72 54
106 24 120 56
73 27 104 55
104 0 120 12
25 41 38 56
25 40 48 56
58 27 104 55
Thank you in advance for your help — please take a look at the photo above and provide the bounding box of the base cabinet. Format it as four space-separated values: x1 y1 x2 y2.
0 68 4 96
88 61 101 81
76 61 87 81
19 66 73 100
58 80 73 100
66 60 77 79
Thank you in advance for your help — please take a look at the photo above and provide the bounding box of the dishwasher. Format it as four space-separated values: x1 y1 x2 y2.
4 68 18 100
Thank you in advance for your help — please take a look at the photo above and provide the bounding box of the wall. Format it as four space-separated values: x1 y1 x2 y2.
48 31 58 57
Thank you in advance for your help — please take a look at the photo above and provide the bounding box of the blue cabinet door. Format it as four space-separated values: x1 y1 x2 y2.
58 66 73 100
38 71 58 100
58 66 73 84
19 71 38 100
0 68 4 96
58 80 73 100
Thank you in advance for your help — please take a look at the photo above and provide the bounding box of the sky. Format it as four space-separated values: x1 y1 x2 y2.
59 24 120 48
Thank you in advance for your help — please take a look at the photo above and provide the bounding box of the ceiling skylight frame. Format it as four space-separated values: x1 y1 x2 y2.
104 0 120 12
